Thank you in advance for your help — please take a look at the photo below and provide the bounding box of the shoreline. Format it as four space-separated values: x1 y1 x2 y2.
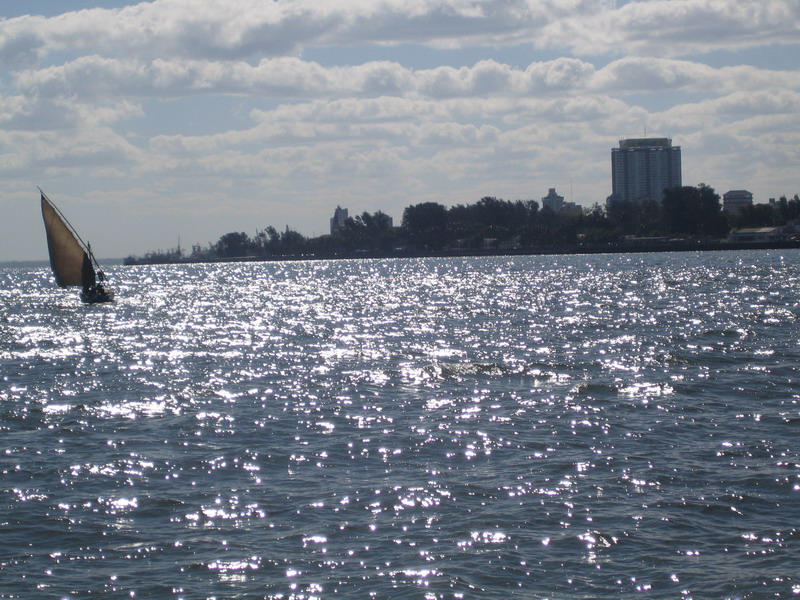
123 239 800 266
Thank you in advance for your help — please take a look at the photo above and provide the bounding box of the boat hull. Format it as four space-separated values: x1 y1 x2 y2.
80 290 115 304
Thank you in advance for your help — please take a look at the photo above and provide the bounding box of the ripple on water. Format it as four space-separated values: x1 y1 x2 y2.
1 252 800 598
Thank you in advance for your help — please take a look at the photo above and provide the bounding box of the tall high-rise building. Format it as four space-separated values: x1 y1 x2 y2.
610 138 681 203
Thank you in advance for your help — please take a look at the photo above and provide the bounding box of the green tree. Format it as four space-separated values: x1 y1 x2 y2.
215 232 251 257
732 204 777 228
606 198 661 236
661 184 726 238
524 205 562 245
402 202 448 250
280 227 306 254
578 203 620 243
338 210 395 253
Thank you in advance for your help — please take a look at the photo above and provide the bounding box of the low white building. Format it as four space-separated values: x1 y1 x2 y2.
728 227 786 242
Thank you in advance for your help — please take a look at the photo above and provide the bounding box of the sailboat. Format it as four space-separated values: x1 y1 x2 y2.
39 188 114 303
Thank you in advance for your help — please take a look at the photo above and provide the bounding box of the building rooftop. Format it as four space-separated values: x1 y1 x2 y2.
617 138 674 150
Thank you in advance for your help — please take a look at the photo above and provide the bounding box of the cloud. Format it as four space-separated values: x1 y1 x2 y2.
659 90 800 132
549 0 800 56
589 57 800 94
1 0 795 70
0 0 594 67
0 123 141 177
13 52 798 108
126 91 641 207
0 17 48 67
5 46 797 191
0 85 142 132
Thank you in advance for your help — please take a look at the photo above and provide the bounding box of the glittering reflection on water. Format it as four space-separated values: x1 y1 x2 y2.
1 252 800 598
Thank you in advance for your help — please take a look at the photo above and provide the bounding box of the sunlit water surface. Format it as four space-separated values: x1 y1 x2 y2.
1 252 799 598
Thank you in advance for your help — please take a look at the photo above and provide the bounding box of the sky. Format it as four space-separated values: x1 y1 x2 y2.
1 0 798 262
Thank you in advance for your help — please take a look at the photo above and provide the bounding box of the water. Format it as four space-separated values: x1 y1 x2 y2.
1 251 799 599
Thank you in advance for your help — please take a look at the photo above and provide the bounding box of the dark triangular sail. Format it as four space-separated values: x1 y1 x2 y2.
82 251 96 290
41 192 92 288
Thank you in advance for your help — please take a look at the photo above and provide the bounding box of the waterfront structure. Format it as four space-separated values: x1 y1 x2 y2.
330 206 348 235
610 138 682 204
722 190 753 215
728 226 787 242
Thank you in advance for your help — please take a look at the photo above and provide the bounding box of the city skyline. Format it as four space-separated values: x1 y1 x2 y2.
1 0 798 262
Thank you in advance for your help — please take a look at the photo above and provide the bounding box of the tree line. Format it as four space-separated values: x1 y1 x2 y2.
125 186 800 264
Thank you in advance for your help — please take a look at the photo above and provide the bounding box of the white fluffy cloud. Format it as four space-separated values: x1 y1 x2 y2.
1 0 796 68
12 54 798 103
544 0 800 56
0 0 590 66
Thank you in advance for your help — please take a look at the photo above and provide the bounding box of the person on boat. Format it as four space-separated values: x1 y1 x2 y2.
82 267 110 300
83 283 110 301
